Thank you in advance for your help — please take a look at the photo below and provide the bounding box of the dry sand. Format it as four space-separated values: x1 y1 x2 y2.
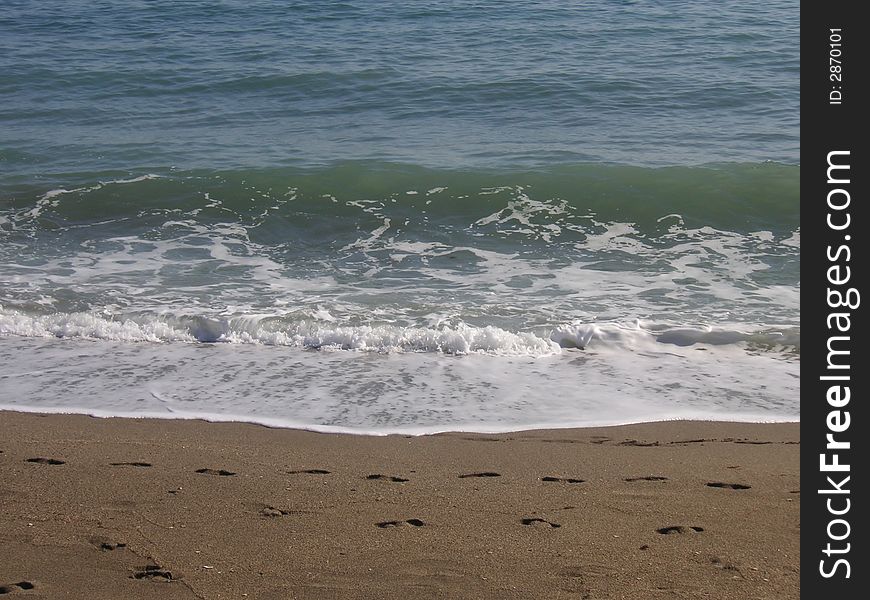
0 411 799 599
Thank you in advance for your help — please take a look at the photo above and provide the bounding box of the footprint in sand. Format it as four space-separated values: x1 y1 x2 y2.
131 565 174 582
110 462 152 468
89 536 127 551
377 519 426 528
625 476 669 482
711 557 741 573
261 506 291 518
25 457 65 465
99 542 127 551
367 474 409 482
459 472 501 478
706 482 751 490
195 468 236 476
521 517 561 528
0 581 36 594
657 526 704 534
261 506 314 517
541 476 585 484
287 469 330 475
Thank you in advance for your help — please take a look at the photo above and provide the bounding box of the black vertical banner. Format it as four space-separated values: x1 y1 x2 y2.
803 2 867 597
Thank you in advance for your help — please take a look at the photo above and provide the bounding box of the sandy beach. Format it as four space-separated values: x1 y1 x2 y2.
0 411 798 599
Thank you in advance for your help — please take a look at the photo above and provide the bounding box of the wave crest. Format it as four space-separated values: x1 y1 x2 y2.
1 307 799 357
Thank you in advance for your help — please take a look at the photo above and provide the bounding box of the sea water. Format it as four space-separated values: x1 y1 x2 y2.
0 1 799 433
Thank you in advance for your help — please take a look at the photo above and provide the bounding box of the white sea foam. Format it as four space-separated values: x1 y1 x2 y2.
0 166 800 432
0 309 195 342
549 321 799 350
1 306 798 357
0 332 800 435
0 308 561 356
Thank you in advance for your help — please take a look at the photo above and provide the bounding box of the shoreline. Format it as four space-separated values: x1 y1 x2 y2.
0 404 800 437
0 411 799 598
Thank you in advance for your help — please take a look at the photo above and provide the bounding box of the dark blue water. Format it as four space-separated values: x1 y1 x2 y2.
1 0 799 179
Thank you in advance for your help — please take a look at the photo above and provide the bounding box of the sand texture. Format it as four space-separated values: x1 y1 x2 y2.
0 412 799 599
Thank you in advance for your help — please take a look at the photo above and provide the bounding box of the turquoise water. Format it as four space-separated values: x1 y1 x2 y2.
0 1 799 432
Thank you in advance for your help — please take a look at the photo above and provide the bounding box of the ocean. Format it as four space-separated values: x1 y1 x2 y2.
0 0 800 433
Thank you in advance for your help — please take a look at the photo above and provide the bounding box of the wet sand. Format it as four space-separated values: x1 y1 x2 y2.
0 411 799 599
